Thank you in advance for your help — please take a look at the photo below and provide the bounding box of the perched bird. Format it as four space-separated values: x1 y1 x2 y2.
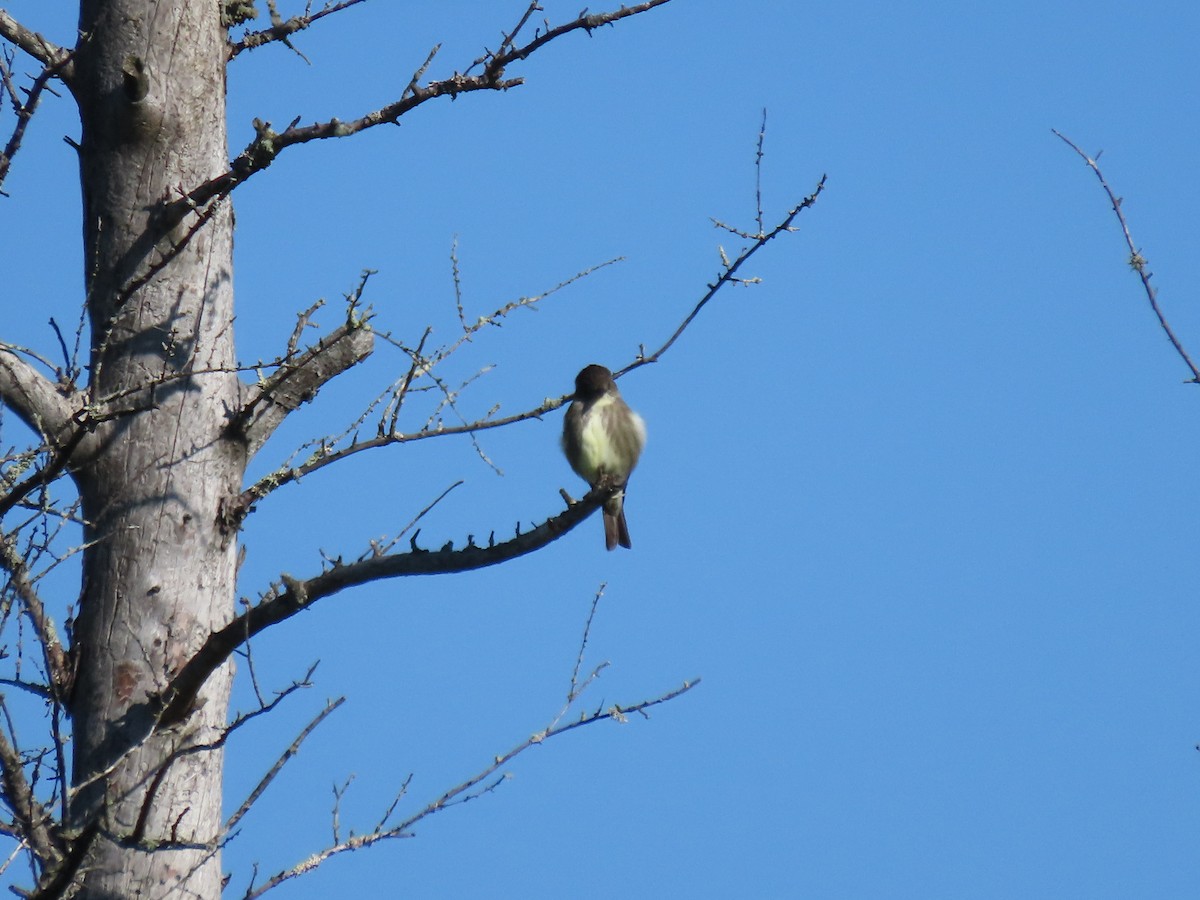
562 364 646 550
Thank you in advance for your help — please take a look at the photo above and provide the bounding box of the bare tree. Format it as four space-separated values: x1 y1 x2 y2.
0 3 822 897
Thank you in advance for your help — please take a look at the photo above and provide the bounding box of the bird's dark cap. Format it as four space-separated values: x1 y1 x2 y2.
573 364 616 398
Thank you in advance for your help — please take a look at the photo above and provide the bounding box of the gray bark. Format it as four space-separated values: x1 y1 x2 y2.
68 2 240 896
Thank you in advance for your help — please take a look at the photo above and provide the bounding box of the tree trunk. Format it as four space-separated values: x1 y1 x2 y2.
69 2 239 896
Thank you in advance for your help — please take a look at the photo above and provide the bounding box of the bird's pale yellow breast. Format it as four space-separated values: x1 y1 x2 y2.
575 393 645 481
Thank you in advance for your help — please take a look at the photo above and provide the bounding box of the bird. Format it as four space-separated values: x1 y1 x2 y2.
561 364 646 550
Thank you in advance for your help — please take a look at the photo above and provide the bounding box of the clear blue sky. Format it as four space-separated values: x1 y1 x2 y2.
3 1 1199 897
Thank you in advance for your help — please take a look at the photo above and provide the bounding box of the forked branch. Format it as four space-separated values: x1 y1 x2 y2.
235 586 699 899
235 297 376 458
229 0 369 58
623 173 827 376
0 717 61 874
234 256 622 515
0 49 73 194
237 159 822 516
177 1 673 212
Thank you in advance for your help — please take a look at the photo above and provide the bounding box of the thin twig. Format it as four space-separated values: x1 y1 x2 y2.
622 175 826 378
158 484 617 728
229 0 369 58
225 697 345 834
239 608 698 900
755 108 766 236
0 58 68 195
373 480 464 557
240 257 622 510
0 536 69 698
1052 129 1200 383
182 1 675 211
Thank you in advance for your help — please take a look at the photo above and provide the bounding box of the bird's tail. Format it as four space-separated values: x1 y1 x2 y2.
603 495 632 551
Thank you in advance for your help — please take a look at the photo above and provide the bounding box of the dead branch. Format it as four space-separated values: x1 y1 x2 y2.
0 429 88 521
240 811 412 899
0 537 69 699
0 397 145 520
561 584 607 714
236 585 699 899
233 254 622 515
26 818 99 900
229 0 368 58
622 174 827 377
127 666 325 848
175 1 673 214
43 663 327 891
0 349 81 448
0 701 62 874
235 291 376 458
371 480 463 558
158 483 614 727
234 145 817 516
0 54 69 195
439 252 624 362
235 393 562 519
1052 129 1200 383
225 697 345 835
0 12 72 73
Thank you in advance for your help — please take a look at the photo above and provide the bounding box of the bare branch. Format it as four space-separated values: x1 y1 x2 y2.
229 1 368 58
0 348 80 447
754 108 767 236
372 681 705 848
26 818 99 900
175 1 674 213
0 391 140 520
0 536 69 700
0 12 71 71
235 291 376 459
436 254 624 365
126 668 325 850
237 585 699 899
474 0 673 71
621 174 827 378
0 55 70 196
109 187 233 308
0 701 61 873
1052 129 1200 383
0 678 52 701
402 44 441 103
227 698 345 834
0 396 143 520
450 236 468 332
565 584 606 706
0 836 28 877
236 254 621 514
330 774 352 846
285 299 324 360
240 807 413 899
236 392 563 518
0 430 87 520
372 480 463 558
157 485 618 728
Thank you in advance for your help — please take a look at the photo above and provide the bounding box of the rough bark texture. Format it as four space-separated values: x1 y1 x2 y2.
68 2 240 896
